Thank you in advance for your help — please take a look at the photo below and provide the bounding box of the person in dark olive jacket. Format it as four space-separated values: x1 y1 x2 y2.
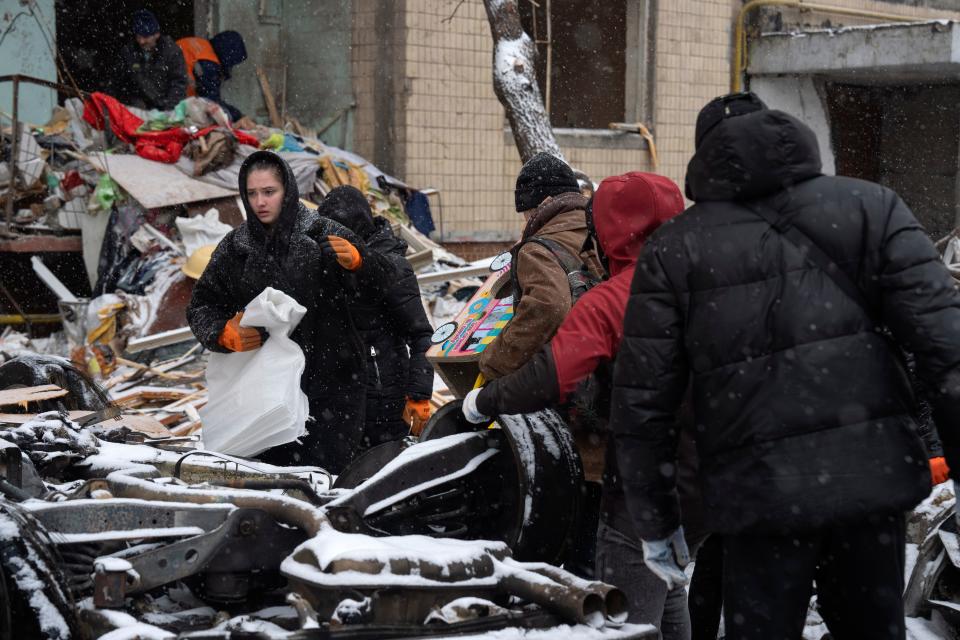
462 172 698 637
610 92 960 640
478 152 602 380
187 151 394 473
110 10 187 111
317 185 435 447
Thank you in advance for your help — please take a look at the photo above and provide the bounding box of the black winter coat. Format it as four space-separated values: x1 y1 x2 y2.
111 35 187 111
187 151 394 472
352 217 434 401
611 108 960 540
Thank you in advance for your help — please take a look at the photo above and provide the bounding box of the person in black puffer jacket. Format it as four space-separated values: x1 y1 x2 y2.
610 92 960 640
187 151 395 473
317 186 435 449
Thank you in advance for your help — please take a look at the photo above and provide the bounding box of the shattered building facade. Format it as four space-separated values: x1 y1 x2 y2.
7 0 960 252
352 0 960 253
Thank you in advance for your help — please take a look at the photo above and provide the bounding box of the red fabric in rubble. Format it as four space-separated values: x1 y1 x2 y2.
83 92 257 164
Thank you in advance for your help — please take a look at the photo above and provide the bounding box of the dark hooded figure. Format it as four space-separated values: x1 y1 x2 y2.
176 31 248 122
610 92 960 639
187 151 395 473
317 186 435 447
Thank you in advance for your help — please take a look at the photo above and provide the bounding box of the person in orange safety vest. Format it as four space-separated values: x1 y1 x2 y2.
176 31 248 124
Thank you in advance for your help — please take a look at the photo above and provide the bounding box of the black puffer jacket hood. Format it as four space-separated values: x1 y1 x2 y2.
318 185 376 240
239 150 302 258
210 30 247 76
685 109 822 202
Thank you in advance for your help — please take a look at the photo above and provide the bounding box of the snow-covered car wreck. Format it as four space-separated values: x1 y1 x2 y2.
0 357 650 640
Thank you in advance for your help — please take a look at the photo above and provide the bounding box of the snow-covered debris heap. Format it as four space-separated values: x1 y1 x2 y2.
0 370 651 638
0 412 98 475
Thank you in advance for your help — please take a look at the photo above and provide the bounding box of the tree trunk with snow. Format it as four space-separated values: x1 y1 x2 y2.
482 0 564 165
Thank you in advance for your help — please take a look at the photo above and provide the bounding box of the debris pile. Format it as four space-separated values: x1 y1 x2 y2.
0 371 653 639
2 89 488 420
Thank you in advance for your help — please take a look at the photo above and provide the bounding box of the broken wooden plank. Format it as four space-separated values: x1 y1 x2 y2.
407 248 435 271
0 384 67 408
170 420 202 437
104 413 172 438
111 386 193 409
115 391 191 407
0 410 171 438
416 261 496 285
255 66 283 128
31 256 78 302
125 327 197 354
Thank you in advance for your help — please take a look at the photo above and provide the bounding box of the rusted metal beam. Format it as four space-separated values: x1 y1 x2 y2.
0 74 86 97
0 235 82 252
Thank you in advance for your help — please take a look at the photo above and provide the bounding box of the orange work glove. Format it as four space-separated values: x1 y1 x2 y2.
403 398 432 437
325 235 362 271
930 456 950 485
218 312 263 352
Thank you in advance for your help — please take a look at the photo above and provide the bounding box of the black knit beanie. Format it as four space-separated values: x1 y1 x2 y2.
514 152 579 212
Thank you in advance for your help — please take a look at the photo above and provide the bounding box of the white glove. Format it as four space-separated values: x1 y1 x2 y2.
954 480 960 531
461 388 490 424
641 527 690 590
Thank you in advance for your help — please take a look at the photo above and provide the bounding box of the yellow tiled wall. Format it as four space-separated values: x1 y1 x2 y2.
351 2 378 164
357 0 960 244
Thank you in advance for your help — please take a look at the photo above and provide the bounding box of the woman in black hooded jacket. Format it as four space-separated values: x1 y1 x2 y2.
318 186 435 449
187 151 394 473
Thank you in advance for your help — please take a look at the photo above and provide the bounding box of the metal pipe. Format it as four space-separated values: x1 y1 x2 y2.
0 478 31 502
515 560 629 625
497 562 606 628
5 75 19 231
106 473 327 537
732 1 918 92
544 0 552 117
0 74 87 97
0 314 61 325
207 478 328 507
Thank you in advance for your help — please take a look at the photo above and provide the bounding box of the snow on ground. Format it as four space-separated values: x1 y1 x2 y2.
802 601 958 639
98 624 174 640
430 623 655 640
907 614 958 640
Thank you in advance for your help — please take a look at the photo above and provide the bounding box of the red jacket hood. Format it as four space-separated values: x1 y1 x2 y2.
593 172 685 277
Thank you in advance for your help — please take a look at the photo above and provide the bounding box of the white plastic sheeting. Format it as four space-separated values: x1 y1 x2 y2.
201 287 309 456
175 208 233 256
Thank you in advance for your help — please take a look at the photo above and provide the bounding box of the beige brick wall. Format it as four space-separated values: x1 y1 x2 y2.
371 0 960 244
655 0 738 193
351 1 378 161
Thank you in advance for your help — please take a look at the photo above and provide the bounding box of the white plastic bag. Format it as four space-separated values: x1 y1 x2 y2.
175 208 233 257
201 287 309 456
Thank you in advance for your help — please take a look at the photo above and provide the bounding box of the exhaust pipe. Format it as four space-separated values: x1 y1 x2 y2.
496 560 608 628
105 473 327 537
511 559 629 625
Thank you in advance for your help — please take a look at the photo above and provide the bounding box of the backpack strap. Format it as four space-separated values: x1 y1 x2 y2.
741 201 876 321
526 237 587 274
511 236 597 306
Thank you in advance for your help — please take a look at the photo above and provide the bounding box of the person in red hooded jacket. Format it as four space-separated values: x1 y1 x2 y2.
461 171 700 638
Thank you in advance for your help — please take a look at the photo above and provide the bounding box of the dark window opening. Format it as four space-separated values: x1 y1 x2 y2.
519 1 627 130
826 82 960 239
